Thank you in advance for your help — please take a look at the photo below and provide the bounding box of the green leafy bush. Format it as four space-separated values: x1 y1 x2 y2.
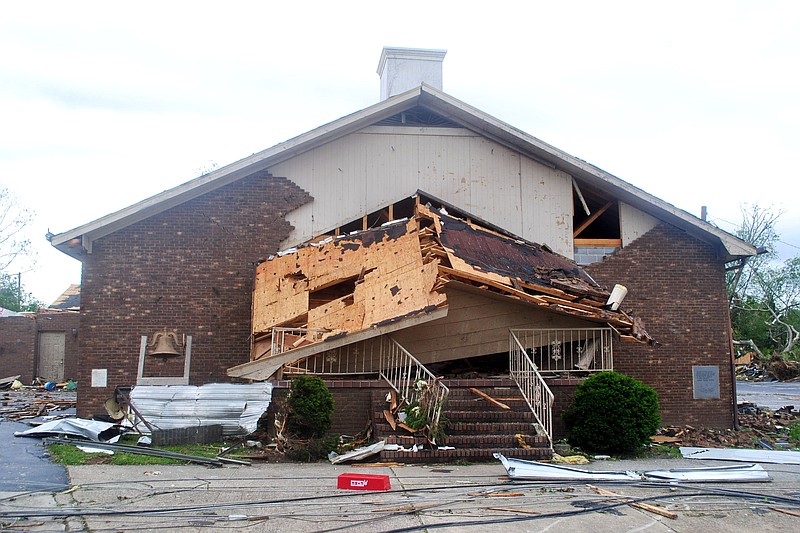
285 375 334 439
563 371 660 454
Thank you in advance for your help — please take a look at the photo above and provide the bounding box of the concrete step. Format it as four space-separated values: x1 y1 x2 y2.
375 420 540 438
444 398 531 412
385 433 548 449
380 446 551 463
442 409 535 422
372 381 550 464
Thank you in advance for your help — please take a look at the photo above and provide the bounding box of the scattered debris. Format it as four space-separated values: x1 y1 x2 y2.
329 440 386 464
587 484 677 519
0 388 76 421
736 356 800 382
469 388 511 410
15 418 120 442
0 375 21 389
495 453 770 482
680 446 800 465
651 403 800 452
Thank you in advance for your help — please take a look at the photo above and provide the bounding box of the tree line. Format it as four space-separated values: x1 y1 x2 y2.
727 205 799 361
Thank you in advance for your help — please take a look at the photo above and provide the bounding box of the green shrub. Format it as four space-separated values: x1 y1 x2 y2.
285 375 334 439
563 371 660 454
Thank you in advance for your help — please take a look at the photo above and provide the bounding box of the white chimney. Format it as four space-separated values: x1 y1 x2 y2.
377 47 447 101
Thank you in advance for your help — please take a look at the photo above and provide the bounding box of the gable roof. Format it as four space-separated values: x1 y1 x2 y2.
50 84 756 261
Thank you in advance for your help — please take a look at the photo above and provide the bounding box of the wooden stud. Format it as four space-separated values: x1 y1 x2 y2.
469 388 511 410
586 485 677 519
573 201 614 238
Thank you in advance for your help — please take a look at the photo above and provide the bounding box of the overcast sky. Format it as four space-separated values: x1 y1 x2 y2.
2 1 799 305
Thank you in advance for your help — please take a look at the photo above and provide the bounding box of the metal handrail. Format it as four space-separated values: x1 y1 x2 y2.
509 330 555 448
510 328 613 377
379 336 449 432
271 327 327 356
273 328 448 435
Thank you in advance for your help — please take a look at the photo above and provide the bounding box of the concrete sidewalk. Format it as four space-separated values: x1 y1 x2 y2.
1 456 800 532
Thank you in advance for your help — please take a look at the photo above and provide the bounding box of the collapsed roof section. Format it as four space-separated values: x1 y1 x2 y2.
230 197 653 380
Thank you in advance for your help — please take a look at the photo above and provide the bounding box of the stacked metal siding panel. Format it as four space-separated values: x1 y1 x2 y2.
129 382 273 436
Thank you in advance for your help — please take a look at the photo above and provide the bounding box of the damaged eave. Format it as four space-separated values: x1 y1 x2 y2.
227 307 448 381
417 203 653 344
234 201 654 382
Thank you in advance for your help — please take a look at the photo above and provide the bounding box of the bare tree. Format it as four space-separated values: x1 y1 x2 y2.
726 203 781 303
727 204 800 357
0 185 34 272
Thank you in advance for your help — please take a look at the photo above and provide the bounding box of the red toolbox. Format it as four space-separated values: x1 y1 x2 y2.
337 473 391 491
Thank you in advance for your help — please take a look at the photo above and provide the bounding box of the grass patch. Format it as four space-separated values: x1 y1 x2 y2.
627 443 683 460
46 437 231 466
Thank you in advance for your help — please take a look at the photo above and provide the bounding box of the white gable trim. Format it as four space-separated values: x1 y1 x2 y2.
51 84 755 261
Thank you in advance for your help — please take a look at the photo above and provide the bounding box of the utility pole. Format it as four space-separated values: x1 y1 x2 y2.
16 272 21 311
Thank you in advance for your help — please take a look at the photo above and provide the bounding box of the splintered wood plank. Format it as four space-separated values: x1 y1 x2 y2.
538 295 608 314
361 260 441 328
469 388 511 410
437 265 548 305
586 485 677 519
253 219 426 340
487 508 541 515
396 421 418 433
383 410 397 430
443 249 513 286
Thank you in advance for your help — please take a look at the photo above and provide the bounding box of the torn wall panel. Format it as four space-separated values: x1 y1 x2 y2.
252 218 443 341
240 198 653 380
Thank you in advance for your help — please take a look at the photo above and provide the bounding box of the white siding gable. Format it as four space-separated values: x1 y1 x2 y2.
270 126 574 257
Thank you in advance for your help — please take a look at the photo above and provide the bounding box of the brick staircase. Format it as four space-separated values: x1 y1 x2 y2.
377 378 552 463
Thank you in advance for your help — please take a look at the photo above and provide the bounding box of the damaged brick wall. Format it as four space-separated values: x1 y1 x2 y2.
35 310 80 382
76 173 311 418
0 315 36 382
266 382 379 438
586 223 734 428
0 311 79 384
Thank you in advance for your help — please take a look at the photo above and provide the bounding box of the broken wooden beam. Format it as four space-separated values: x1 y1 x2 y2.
469 388 511 410
586 484 677 519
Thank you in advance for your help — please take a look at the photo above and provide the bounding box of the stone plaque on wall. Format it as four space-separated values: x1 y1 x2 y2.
693 365 720 399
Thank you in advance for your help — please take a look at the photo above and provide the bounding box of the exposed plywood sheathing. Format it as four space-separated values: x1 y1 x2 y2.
230 200 653 381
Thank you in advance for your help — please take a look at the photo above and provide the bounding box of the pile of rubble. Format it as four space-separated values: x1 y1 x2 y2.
0 378 77 422
653 403 800 450
736 356 800 382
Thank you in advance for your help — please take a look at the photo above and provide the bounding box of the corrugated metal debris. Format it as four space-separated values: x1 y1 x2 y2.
495 453 770 482
127 383 273 436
